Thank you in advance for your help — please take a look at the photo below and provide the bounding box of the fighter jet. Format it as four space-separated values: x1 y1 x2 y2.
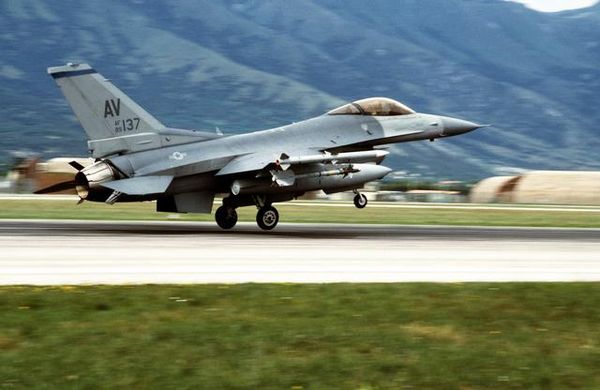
38 63 484 230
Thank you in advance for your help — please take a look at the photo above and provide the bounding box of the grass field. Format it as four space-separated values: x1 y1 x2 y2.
1 284 600 388
1 199 599 227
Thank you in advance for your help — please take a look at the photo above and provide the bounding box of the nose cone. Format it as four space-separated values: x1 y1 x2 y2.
376 165 393 179
369 164 393 180
440 116 483 136
354 164 392 181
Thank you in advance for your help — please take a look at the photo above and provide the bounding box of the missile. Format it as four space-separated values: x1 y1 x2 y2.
276 150 389 169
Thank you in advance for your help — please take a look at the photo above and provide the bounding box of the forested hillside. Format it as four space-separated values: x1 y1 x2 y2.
1 0 599 178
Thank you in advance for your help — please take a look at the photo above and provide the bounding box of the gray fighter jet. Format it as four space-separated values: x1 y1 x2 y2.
38 63 484 230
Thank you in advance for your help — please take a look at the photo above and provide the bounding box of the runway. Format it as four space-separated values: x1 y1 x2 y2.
1 219 599 284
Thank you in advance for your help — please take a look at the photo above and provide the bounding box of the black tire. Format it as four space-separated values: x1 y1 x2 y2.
256 206 279 231
353 193 368 209
215 205 238 229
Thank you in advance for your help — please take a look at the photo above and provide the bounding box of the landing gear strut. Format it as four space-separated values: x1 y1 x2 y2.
256 205 279 231
353 191 368 209
215 205 238 229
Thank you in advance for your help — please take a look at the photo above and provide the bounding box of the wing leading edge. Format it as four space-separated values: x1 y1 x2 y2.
216 150 388 176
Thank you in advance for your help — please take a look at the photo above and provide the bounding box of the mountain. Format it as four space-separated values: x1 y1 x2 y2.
0 0 599 179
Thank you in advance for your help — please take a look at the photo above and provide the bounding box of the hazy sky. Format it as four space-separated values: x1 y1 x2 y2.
511 0 598 12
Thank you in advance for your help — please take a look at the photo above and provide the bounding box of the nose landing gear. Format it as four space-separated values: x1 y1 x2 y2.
353 191 368 209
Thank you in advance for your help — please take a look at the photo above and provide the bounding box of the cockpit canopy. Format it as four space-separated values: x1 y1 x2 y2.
327 97 415 116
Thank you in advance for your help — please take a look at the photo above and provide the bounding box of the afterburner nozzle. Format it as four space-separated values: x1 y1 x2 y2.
74 160 117 200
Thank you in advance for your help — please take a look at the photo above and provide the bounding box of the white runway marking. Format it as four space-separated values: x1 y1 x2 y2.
2 194 599 212
1 220 599 284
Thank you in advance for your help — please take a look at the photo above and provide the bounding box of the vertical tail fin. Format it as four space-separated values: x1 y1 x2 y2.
48 63 165 141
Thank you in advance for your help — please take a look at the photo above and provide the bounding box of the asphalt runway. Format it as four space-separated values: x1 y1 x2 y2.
1 219 599 284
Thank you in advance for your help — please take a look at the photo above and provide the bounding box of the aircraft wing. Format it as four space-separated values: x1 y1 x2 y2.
216 152 279 176
216 150 388 177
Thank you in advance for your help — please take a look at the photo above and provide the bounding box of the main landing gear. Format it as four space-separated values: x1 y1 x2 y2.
215 197 280 231
353 190 368 209
256 205 279 231
215 205 238 230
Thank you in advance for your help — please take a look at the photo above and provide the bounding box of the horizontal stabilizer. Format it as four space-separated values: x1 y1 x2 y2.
34 180 76 194
69 161 85 171
100 175 173 195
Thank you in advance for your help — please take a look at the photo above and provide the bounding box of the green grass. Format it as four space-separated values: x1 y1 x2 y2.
1 284 600 388
0 199 599 227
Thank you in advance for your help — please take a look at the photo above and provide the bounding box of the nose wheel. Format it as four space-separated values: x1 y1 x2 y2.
353 193 368 209
257 205 279 231
215 205 238 229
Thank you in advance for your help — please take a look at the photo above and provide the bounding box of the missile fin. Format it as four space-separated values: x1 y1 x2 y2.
270 169 296 187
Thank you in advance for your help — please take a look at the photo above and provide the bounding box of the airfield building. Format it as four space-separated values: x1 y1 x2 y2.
471 171 600 205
